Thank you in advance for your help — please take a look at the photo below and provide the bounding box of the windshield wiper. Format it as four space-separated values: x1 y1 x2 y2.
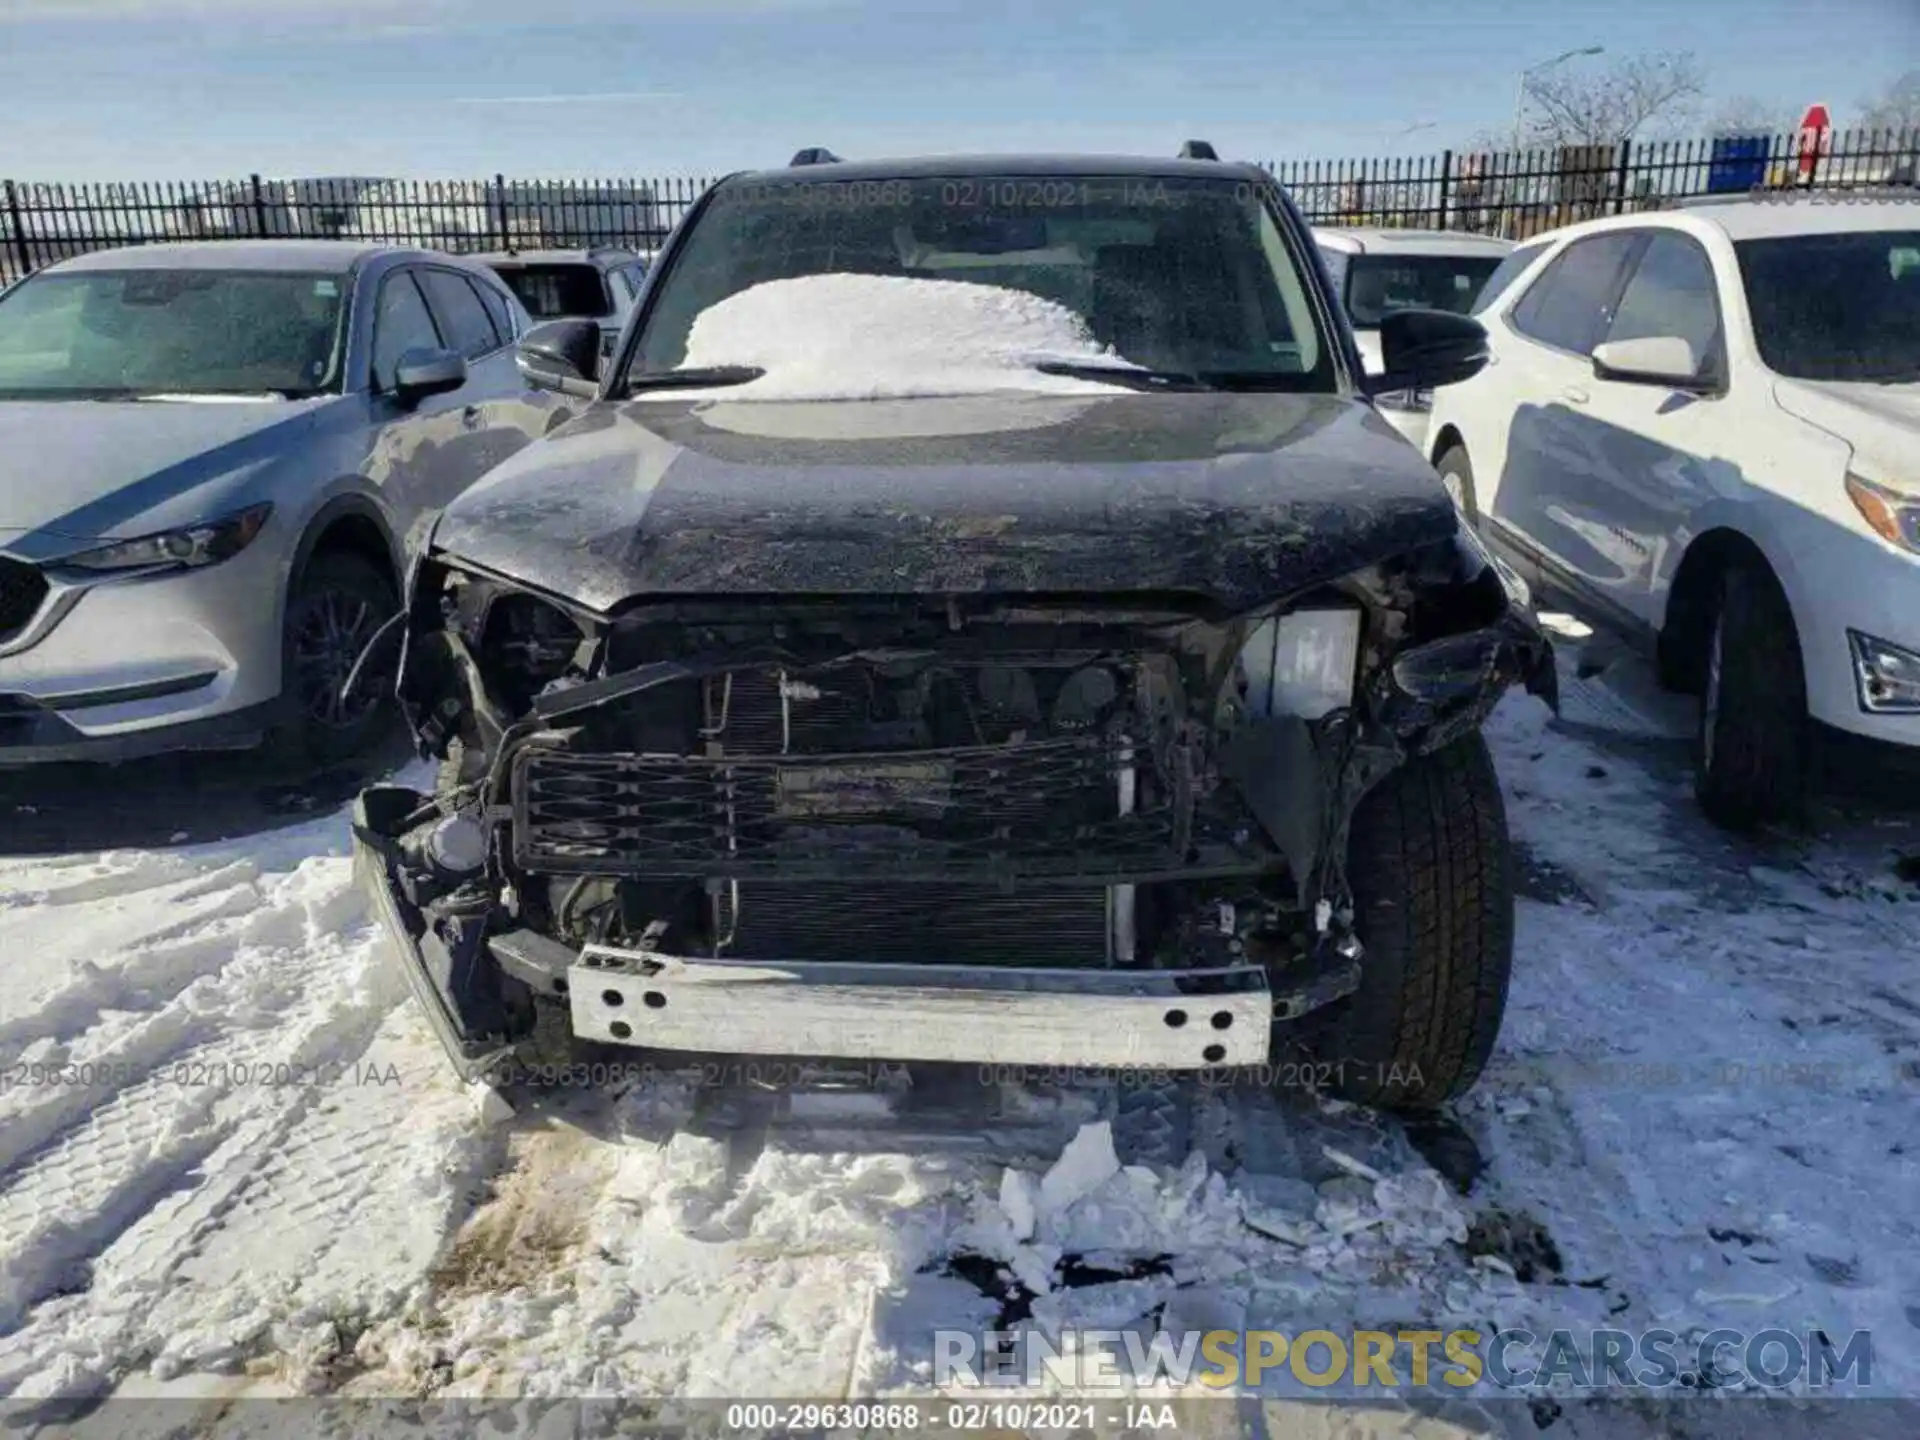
622 365 766 393
1196 370 1310 392
1032 360 1212 391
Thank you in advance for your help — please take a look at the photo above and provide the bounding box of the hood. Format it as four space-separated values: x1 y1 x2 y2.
431 390 1459 614
0 396 330 551
1773 378 1920 484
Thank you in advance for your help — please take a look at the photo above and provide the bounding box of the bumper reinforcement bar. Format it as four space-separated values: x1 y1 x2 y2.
569 944 1274 1069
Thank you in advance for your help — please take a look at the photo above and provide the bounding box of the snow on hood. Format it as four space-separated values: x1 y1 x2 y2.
664 274 1139 403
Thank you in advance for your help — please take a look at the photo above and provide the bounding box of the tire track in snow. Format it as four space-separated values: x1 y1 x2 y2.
0 832 469 1384
0 859 367 1176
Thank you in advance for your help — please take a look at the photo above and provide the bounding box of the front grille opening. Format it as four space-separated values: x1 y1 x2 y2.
511 731 1186 882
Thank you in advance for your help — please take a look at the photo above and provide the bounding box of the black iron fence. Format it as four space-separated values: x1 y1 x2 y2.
1268 127 1919 237
4 128 1918 285
0 175 715 285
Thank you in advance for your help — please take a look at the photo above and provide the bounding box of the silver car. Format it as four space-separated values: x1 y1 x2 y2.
0 240 574 766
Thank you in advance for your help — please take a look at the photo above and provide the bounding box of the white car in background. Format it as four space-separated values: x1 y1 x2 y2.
474 246 649 370
1314 227 1514 453
1423 199 1920 828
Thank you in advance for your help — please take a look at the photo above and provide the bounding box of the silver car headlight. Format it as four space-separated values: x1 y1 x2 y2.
60 503 273 574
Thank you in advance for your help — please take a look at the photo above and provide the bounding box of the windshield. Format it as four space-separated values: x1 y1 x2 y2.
490 263 613 320
1340 253 1506 328
1735 232 1920 383
628 174 1333 393
0 269 346 398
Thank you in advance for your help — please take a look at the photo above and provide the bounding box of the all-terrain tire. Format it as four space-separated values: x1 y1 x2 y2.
1435 443 1482 529
272 551 399 767
1296 731 1515 1112
1695 558 1808 831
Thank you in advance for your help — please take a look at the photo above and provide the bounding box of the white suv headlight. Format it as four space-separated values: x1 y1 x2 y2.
1845 472 1920 554
60 503 273 574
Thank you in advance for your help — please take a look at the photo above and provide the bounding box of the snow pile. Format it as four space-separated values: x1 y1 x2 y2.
669 274 1135 402
931 1119 1488 1392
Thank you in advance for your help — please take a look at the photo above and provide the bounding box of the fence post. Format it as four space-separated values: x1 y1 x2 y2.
249 173 269 237
1612 140 1632 214
494 173 512 252
5 180 33 279
1436 150 1452 230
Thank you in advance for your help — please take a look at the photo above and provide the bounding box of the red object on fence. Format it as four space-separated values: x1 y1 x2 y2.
1796 104 1831 180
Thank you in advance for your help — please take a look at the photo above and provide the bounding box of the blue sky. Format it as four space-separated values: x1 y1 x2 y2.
2 0 1914 181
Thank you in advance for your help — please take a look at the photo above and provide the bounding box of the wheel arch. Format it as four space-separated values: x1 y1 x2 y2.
1428 424 1465 468
1659 527 1790 694
292 492 404 595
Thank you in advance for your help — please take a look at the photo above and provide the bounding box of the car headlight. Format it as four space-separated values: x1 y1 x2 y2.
1845 472 1920 554
60 503 273 573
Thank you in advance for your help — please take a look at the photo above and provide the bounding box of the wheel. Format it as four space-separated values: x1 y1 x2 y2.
1435 443 1481 528
1696 559 1808 830
274 551 398 765
1295 731 1514 1112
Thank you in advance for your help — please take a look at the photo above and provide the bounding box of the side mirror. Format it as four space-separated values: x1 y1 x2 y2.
516 318 602 399
1591 336 1716 393
391 347 467 405
1364 308 1489 396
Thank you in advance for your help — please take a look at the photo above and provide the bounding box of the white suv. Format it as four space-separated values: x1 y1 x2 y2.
1313 227 1514 453
1424 198 1920 827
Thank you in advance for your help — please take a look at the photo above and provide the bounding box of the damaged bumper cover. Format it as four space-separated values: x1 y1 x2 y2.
353 785 1368 1074
355 520 1555 1080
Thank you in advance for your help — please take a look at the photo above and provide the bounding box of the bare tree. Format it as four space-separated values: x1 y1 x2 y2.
1522 51 1708 147
1707 96 1794 138
1858 70 1920 131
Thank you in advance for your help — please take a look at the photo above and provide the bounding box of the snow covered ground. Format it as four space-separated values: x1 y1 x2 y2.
0 633 1914 1436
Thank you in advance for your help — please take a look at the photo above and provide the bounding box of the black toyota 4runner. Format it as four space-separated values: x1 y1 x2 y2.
352 150 1556 1112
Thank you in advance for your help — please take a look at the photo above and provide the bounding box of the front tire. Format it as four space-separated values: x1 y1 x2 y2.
273 551 398 766
1696 559 1808 830
1296 732 1515 1112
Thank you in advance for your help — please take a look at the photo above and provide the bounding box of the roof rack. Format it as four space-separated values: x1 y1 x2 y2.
790 147 844 167
1179 140 1219 161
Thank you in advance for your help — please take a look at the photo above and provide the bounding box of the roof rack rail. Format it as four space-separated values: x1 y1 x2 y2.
1179 140 1219 160
790 147 844 167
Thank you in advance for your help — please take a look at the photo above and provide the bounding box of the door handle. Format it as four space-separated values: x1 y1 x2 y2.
1562 386 1590 406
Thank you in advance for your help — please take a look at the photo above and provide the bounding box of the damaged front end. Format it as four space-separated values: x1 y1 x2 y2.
352 522 1554 1081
